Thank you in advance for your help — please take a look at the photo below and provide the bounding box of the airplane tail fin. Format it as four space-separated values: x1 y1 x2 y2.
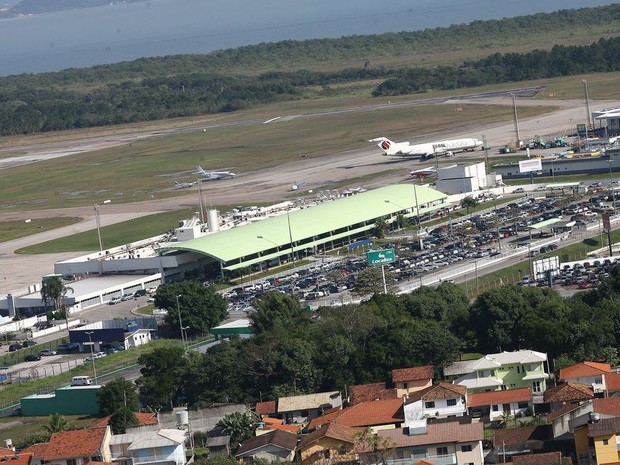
196 165 206 174
174 181 180 185
369 137 394 152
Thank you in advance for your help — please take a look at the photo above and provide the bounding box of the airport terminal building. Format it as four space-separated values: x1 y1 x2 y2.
1 184 448 317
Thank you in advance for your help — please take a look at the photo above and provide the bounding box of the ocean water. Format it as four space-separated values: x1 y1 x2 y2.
0 0 614 76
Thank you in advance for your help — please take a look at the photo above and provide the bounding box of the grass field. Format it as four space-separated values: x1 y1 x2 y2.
0 217 82 242
0 69 619 246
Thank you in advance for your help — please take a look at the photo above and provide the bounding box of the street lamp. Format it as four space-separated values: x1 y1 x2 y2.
182 326 190 351
608 160 615 207
176 294 186 350
384 200 407 230
85 331 97 384
257 235 281 266
511 92 521 148
583 79 592 134
286 210 295 263
93 200 111 252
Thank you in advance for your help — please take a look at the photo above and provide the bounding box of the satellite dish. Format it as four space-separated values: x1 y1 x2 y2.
291 183 299 191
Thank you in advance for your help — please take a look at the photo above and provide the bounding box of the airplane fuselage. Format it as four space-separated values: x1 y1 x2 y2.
370 136 483 157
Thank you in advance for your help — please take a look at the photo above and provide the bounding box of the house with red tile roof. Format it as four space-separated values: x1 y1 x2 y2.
256 391 342 426
257 417 301 435
392 366 434 397
544 383 594 411
605 372 620 395
492 425 552 461
298 422 362 465
467 387 532 421
21 443 47 465
373 421 484 465
0 448 32 465
403 383 467 425
92 412 159 433
559 362 611 395
573 416 620 465
307 398 404 432
236 429 298 464
349 382 397 405
546 397 620 439
512 451 571 465
40 426 111 465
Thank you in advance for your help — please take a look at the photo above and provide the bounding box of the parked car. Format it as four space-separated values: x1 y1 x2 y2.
25 354 41 362
121 292 135 301
8 343 22 352
133 289 147 297
39 349 57 356
22 340 37 348
108 296 122 305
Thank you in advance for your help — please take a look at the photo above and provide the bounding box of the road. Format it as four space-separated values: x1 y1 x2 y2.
1 89 617 292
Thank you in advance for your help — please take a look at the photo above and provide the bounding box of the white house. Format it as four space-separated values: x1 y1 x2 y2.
559 361 611 395
403 383 467 429
110 429 187 465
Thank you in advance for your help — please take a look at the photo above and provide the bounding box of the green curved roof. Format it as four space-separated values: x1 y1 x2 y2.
160 184 446 267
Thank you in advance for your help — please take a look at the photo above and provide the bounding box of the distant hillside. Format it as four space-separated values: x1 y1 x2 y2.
0 0 144 18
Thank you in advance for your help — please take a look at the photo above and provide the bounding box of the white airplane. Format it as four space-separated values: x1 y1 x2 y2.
196 166 236 180
410 167 437 180
174 181 196 189
370 136 483 158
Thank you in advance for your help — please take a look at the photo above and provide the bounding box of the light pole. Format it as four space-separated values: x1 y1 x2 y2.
286 210 295 263
609 160 615 207
85 331 97 384
182 326 190 351
384 200 407 230
93 199 111 252
583 79 592 133
176 294 186 350
511 92 521 149
482 134 489 173
257 235 280 266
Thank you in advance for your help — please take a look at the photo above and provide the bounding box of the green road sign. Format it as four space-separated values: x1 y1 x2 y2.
367 248 396 266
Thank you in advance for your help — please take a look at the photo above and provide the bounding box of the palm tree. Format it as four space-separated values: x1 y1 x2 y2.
42 413 69 434
460 196 479 215
40 276 73 316
217 411 258 446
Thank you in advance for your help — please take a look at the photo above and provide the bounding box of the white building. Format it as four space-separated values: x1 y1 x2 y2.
435 162 496 194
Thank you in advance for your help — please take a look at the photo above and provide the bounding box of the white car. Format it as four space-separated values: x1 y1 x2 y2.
108 296 122 305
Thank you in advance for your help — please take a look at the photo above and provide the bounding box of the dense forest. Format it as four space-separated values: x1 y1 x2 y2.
0 4 619 136
136 268 620 411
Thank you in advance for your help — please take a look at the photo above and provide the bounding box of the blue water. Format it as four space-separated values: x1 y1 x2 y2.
0 0 614 76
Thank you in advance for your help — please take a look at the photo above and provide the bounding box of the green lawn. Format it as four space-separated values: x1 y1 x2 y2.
0 217 82 243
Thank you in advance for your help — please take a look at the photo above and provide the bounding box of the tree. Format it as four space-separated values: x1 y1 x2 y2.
41 276 73 328
460 196 478 215
372 219 389 239
40 276 74 312
350 266 397 297
136 346 191 411
109 406 140 434
42 413 69 434
249 292 309 334
355 427 395 465
155 281 228 336
97 377 140 416
217 410 259 447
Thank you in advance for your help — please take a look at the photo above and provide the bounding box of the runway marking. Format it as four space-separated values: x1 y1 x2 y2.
263 116 282 124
